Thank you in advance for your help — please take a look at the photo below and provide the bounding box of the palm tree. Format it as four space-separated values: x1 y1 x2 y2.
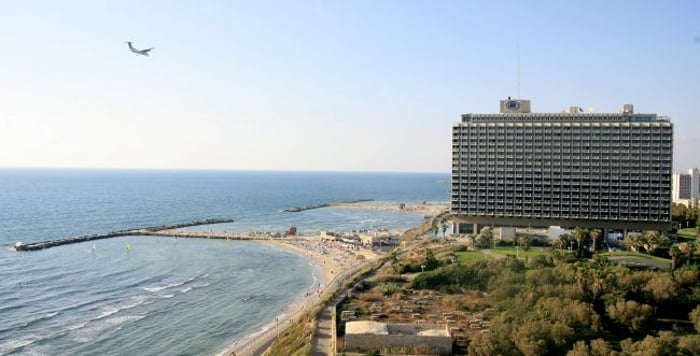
678 242 693 266
555 233 570 251
440 222 449 238
669 244 681 270
518 235 533 251
573 227 587 258
623 233 642 252
589 229 600 253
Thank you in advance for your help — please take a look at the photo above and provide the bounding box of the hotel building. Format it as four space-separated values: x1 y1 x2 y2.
451 99 673 232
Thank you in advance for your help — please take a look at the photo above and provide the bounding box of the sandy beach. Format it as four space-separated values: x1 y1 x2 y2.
219 234 381 356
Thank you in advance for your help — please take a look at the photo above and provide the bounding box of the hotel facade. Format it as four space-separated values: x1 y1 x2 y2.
451 99 673 232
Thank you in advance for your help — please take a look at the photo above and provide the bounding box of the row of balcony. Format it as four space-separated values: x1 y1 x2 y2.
449 210 670 222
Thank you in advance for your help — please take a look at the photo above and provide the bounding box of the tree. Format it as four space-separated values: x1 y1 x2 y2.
567 340 590 356
606 299 653 334
686 208 699 228
690 305 700 333
517 235 533 251
573 228 587 258
589 229 600 253
555 233 570 251
672 203 689 227
589 339 615 356
644 273 679 302
678 242 694 266
669 245 681 270
622 233 642 252
422 248 440 271
678 335 700 355
439 221 449 237
475 227 494 249
640 230 669 255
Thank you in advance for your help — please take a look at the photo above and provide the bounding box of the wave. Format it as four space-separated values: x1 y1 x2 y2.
20 311 60 327
0 335 38 355
179 287 192 293
158 294 174 299
72 315 145 343
96 295 148 320
143 274 205 293
143 281 184 293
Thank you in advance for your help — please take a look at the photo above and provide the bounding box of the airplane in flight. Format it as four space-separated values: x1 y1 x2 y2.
126 42 154 56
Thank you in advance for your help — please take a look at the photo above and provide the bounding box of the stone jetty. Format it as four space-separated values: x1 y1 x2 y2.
282 199 373 213
13 218 235 251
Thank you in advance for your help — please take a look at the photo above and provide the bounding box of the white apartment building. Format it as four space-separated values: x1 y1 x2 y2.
672 168 700 207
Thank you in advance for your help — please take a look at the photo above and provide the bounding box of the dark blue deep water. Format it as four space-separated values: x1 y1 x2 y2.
0 169 448 355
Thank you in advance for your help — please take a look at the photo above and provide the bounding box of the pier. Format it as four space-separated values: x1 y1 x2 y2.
13 218 235 251
282 199 373 213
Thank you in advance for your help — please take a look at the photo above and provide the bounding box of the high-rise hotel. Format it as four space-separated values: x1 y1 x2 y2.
451 99 673 232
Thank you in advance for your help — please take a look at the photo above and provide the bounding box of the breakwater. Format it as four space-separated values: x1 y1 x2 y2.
282 199 373 213
13 218 235 251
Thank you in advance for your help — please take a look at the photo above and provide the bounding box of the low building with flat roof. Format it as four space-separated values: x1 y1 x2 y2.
344 321 451 355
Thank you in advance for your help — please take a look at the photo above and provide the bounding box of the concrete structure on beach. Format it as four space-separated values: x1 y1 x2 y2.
451 99 673 233
344 321 452 354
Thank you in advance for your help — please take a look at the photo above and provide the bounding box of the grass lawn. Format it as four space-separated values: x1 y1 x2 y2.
676 228 698 241
489 246 549 258
455 250 487 262
598 251 671 263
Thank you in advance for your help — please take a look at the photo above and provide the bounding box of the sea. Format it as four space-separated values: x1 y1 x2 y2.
0 169 449 355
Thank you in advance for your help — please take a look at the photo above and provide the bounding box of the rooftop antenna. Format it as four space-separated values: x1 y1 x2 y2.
516 40 520 99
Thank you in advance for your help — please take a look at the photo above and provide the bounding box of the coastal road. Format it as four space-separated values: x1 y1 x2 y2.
311 301 336 355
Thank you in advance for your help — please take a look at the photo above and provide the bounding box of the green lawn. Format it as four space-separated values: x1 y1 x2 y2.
455 250 487 262
598 251 671 263
676 228 698 241
489 246 549 258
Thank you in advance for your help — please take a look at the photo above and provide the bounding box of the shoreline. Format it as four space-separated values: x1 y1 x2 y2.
218 235 380 356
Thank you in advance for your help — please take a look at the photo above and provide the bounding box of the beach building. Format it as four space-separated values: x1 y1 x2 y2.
672 168 700 208
357 231 399 247
451 99 673 233
344 321 452 355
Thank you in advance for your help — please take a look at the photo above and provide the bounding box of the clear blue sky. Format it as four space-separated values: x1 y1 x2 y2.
1 1 698 172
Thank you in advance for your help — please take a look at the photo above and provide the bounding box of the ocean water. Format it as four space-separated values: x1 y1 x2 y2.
0 169 448 355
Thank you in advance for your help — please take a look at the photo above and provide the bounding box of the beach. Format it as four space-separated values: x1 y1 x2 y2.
220 234 381 356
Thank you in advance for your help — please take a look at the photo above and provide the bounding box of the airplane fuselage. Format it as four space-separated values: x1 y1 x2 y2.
126 42 152 56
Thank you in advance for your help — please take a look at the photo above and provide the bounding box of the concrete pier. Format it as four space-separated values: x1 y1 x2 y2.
14 218 235 251
282 199 373 213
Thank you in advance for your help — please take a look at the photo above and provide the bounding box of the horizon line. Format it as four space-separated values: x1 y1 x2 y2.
0 165 450 175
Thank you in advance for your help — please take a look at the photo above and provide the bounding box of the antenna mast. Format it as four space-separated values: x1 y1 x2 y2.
516 41 520 99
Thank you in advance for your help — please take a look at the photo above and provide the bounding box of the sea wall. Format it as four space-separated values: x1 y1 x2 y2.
14 218 235 251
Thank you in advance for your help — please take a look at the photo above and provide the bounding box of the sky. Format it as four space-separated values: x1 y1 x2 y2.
0 1 698 173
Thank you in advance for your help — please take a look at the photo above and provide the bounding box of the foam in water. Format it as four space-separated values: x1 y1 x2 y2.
73 315 146 343
143 281 184 293
0 336 37 354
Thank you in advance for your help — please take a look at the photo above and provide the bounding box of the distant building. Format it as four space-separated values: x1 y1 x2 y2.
672 168 700 208
451 99 673 233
